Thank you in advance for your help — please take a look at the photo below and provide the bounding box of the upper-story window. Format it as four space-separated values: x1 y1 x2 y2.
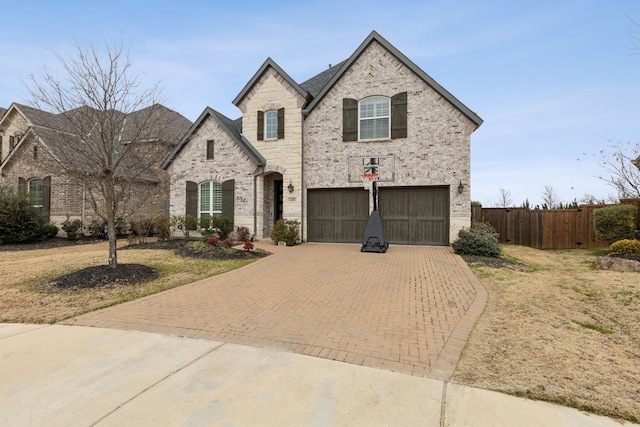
257 108 285 141
206 140 214 160
265 111 278 140
343 92 407 142
359 96 390 140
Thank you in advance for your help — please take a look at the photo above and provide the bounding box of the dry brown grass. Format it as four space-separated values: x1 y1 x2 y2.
454 245 640 423
0 240 253 324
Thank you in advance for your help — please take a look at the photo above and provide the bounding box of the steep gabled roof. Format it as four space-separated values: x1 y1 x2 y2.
162 107 265 170
232 57 310 107
302 31 483 128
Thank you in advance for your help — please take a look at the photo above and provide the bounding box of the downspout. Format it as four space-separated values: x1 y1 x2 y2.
253 166 266 240
300 110 305 242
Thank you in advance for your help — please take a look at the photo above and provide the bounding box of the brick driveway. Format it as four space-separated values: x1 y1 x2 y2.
63 242 486 380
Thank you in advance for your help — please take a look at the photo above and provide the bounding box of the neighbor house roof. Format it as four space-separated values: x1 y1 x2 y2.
161 107 266 170
1 102 190 182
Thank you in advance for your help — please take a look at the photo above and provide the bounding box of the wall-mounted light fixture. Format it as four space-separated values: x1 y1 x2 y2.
288 181 294 193
457 180 465 194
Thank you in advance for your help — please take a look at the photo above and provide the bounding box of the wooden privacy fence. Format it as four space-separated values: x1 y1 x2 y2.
471 199 640 249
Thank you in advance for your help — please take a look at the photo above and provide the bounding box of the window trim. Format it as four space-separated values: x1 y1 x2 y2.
358 96 391 141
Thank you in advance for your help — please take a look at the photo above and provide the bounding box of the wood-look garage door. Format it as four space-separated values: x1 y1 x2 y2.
307 189 369 243
378 187 450 246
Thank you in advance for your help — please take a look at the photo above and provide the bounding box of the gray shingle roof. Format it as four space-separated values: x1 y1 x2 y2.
162 107 265 170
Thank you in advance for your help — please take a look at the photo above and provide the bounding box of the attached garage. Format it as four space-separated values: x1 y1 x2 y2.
307 189 369 242
307 186 450 246
378 186 450 246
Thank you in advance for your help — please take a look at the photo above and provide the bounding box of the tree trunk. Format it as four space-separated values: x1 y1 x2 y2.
105 177 118 268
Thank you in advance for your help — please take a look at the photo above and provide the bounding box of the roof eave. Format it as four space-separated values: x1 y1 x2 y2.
232 57 309 107
302 31 483 128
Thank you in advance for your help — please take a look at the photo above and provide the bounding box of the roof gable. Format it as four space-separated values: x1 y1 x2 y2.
162 107 265 170
232 58 310 108
302 31 483 128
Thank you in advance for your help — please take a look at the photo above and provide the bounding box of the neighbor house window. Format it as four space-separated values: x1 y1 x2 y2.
29 178 43 209
359 96 390 140
34 145 38 159
200 181 222 217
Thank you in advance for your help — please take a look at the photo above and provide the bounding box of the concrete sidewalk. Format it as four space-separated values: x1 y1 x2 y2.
0 324 628 427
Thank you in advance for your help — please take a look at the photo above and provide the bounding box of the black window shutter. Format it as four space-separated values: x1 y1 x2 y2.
222 179 235 225
206 140 214 160
342 98 358 142
186 181 198 218
18 177 27 194
42 176 51 220
257 111 264 141
277 108 285 139
391 92 408 139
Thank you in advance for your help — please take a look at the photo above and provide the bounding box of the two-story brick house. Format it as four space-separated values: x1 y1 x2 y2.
163 31 483 245
0 103 191 231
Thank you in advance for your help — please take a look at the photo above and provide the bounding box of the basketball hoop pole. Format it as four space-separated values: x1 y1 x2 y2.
360 173 379 211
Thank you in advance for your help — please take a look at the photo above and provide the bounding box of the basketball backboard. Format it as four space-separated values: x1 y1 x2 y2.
348 155 395 183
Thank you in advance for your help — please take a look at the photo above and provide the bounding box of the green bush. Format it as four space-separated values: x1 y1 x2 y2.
452 228 501 257
0 185 59 244
270 218 300 246
610 239 640 255
61 217 84 240
593 204 638 244
211 216 233 240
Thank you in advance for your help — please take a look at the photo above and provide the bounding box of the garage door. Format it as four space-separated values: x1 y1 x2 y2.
378 187 450 246
307 189 369 243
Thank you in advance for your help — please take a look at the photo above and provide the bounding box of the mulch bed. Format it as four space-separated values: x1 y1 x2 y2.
3 237 269 290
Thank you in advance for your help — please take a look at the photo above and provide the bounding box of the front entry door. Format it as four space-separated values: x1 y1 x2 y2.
274 180 283 223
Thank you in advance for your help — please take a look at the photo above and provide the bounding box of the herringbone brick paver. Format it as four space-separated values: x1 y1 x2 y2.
63 242 486 380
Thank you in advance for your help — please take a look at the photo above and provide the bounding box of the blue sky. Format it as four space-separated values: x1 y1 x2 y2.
1 0 639 206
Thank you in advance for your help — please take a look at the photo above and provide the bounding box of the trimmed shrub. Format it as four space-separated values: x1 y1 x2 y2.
270 219 300 246
610 239 640 255
129 218 155 243
452 228 501 257
61 217 84 240
594 204 638 244
211 216 233 240
0 185 58 244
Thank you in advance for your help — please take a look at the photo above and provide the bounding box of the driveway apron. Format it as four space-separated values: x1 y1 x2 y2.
64 242 486 380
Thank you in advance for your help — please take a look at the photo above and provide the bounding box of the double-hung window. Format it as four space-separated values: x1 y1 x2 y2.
265 111 278 140
29 178 43 209
200 181 222 217
359 96 390 140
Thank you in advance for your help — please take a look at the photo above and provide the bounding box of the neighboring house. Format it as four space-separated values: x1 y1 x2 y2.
0 102 191 232
163 31 483 245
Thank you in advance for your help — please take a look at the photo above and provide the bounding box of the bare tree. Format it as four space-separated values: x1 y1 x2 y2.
596 141 640 200
497 188 513 208
26 39 170 268
541 185 561 209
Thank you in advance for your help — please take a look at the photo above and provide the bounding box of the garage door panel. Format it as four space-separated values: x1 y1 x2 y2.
308 189 369 243
379 187 450 246
383 219 410 244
